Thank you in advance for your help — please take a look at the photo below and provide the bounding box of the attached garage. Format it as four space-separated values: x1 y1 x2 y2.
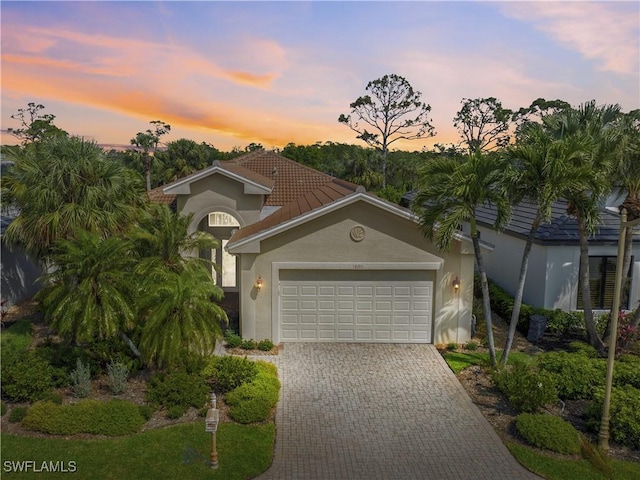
279 270 433 342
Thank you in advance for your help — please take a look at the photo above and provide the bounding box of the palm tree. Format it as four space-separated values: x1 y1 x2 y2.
2 136 143 262
500 123 592 365
544 101 621 352
137 266 227 368
412 152 511 367
130 203 219 275
37 230 137 344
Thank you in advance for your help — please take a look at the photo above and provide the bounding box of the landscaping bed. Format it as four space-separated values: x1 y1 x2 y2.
444 312 640 466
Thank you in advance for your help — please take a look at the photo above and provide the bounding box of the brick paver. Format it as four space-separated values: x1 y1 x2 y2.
257 343 540 480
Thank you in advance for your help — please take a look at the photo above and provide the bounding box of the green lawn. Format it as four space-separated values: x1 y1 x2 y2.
442 349 534 373
508 442 640 480
1 422 275 480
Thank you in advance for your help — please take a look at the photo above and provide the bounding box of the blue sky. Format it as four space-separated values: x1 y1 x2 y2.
2 1 638 151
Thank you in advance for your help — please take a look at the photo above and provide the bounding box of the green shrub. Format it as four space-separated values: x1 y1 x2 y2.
69 359 92 398
515 413 581 454
257 339 275 351
464 341 479 351
39 391 63 405
35 341 99 377
567 341 599 358
23 399 145 436
446 342 458 351
203 355 258 393
587 385 640 449
224 330 243 348
107 359 129 395
166 405 187 419
537 351 605 400
146 371 209 410
240 339 258 350
0 320 32 365
614 358 640 389
225 361 280 424
138 404 155 421
1 401 6 416
1 353 62 402
8 406 28 424
492 361 557 412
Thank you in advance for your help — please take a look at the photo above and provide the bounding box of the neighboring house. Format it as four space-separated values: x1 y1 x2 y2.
1 212 42 309
149 150 482 344
401 192 640 313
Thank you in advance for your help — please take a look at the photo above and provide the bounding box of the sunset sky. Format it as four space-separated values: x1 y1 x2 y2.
2 1 639 152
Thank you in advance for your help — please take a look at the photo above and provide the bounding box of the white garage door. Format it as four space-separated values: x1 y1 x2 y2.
279 270 433 343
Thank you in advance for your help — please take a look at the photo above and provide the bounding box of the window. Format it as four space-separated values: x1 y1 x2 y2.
210 240 236 288
208 212 240 227
577 256 633 309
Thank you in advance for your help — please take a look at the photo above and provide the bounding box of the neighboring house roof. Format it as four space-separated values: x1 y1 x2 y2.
148 149 340 208
402 191 638 246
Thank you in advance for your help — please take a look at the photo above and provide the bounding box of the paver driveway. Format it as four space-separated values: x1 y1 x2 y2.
257 343 540 480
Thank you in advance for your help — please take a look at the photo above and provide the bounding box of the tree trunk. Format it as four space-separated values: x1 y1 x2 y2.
577 214 606 353
472 226 497 367
119 331 141 358
500 211 542 366
145 160 152 191
381 146 388 189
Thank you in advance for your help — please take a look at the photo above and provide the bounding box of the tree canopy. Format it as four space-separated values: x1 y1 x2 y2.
339 74 435 187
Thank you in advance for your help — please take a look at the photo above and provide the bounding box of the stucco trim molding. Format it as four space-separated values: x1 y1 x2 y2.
163 166 272 195
270 261 443 343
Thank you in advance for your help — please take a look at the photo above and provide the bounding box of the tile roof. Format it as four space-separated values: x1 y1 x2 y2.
149 149 341 207
402 191 639 245
228 180 360 244
230 150 339 206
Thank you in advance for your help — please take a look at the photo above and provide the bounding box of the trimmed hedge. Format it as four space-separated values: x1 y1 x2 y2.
203 355 258 393
481 277 588 336
23 399 145 436
537 351 605 400
515 413 581 454
587 385 640 449
145 371 209 411
226 360 280 424
1 352 65 402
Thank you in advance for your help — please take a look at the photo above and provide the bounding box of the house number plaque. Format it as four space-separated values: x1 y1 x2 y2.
350 226 365 242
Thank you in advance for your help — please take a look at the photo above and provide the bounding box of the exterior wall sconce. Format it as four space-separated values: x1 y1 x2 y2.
255 276 263 291
452 276 460 292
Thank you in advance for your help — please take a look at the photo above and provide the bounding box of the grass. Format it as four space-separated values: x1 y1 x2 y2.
442 350 535 374
507 442 640 480
1 422 275 480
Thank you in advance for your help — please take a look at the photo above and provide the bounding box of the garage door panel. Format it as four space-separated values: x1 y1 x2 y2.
318 300 335 310
338 300 354 310
318 286 335 296
356 301 372 311
280 270 432 343
318 315 335 325
300 286 318 296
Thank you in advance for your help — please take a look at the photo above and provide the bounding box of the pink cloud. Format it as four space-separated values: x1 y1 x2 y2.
496 2 639 75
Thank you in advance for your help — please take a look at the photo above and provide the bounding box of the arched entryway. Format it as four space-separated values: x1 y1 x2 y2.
199 211 241 331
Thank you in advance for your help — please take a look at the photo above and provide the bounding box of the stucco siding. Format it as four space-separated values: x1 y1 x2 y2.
1 242 42 307
238 201 474 344
176 174 264 231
